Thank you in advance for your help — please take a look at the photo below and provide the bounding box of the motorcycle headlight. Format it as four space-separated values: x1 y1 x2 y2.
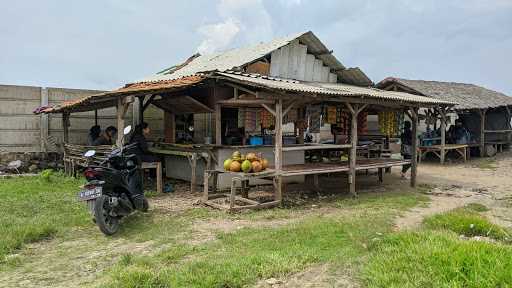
127 160 135 167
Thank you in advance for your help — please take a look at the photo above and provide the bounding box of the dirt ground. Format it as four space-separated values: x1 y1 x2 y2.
1 152 511 288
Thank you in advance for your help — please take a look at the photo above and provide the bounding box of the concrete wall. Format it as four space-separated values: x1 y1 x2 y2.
0 84 163 153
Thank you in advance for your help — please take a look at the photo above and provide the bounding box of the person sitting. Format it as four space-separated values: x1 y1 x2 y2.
93 126 117 146
448 119 470 144
129 122 159 162
87 125 101 146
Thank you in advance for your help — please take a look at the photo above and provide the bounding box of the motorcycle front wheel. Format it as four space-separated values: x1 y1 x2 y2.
94 195 120 235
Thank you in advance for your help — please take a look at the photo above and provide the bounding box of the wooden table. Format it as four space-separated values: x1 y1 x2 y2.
202 169 279 211
418 144 469 164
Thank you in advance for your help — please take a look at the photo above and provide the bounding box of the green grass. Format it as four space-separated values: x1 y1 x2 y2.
364 231 512 288
476 158 497 170
103 191 427 288
423 206 510 241
0 173 89 262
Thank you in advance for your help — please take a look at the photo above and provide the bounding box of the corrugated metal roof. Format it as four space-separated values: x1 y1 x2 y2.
37 75 205 114
377 77 512 110
137 31 373 86
216 72 455 105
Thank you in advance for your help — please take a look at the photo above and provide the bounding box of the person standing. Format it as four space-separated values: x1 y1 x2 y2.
400 121 413 179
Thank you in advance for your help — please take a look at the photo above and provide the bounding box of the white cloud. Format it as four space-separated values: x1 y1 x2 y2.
196 0 274 54
197 18 241 55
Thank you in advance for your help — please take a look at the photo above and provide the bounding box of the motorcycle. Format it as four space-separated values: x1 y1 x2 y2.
78 125 148 235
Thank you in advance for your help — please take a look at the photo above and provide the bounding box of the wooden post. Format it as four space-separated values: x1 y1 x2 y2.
346 102 359 196
94 110 98 126
439 107 446 164
116 97 129 147
215 104 222 145
164 111 176 143
274 98 283 202
139 96 144 125
479 109 487 157
40 88 49 152
190 153 197 194
62 112 70 144
410 107 419 188
203 171 209 202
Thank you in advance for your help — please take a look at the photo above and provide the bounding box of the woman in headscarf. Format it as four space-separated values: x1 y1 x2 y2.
87 125 101 146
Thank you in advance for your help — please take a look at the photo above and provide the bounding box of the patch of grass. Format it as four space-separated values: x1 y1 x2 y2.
477 158 497 170
105 218 368 288
364 231 512 288
465 203 490 212
423 207 510 241
0 173 89 263
104 191 428 288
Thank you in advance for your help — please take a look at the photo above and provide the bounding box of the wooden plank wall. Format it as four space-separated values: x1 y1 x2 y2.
270 40 337 83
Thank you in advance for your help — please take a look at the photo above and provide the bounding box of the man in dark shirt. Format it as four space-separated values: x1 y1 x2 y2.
400 121 413 179
93 126 117 146
129 122 159 162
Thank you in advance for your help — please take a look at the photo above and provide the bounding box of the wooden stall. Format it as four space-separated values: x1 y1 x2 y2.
378 78 512 162
34 32 457 211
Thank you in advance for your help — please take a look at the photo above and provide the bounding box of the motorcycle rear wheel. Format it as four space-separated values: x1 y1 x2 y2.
94 195 120 235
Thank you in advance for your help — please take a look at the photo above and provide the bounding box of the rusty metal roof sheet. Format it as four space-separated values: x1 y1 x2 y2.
37 75 205 114
216 72 456 106
137 31 373 86
377 77 512 110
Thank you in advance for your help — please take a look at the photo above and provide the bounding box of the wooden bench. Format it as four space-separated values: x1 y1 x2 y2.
63 144 113 177
141 162 163 194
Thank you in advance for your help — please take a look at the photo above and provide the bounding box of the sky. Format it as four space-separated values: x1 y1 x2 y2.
1 0 511 95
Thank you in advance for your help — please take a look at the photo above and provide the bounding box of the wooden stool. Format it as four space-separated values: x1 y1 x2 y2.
141 162 163 194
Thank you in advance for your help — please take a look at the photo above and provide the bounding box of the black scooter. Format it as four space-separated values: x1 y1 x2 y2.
79 125 148 235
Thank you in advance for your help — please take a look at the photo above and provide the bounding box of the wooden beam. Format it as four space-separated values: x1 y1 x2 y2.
164 111 176 143
283 101 295 116
274 98 283 203
116 97 129 147
218 99 275 106
261 103 276 116
215 104 222 145
62 113 70 144
224 82 258 96
346 102 359 196
183 96 214 112
142 94 156 111
410 107 419 188
479 109 487 157
439 108 447 164
94 109 98 126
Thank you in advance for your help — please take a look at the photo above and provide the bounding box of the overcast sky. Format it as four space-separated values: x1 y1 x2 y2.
1 0 511 95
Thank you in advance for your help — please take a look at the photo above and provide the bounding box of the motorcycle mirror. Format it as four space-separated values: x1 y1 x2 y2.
123 125 132 135
84 150 96 157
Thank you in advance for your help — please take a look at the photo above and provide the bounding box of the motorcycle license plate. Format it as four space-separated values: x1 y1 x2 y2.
79 186 102 201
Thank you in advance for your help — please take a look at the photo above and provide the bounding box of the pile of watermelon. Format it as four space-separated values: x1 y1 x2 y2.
223 151 269 173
